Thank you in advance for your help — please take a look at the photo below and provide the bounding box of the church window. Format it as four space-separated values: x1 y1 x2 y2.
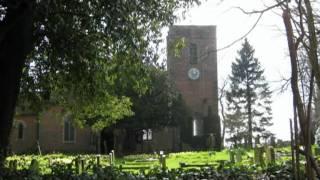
63 117 75 143
192 119 197 136
18 122 24 140
190 43 198 64
192 118 203 136
142 129 152 141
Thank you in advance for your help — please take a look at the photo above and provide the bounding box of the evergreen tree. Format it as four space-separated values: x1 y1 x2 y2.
226 39 273 148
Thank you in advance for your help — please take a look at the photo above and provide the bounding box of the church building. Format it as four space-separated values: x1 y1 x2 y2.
9 25 221 155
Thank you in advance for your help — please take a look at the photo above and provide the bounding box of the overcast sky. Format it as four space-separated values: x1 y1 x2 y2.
166 0 293 140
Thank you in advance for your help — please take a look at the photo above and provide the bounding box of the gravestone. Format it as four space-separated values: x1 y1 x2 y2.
270 136 276 147
29 159 40 174
109 152 113 166
314 146 320 156
75 157 80 174
229 150 235 163
255 135 260 146
254 145 265 166
96 155 101 166
265 146 275 165
159 151 167 171
235 149 242 163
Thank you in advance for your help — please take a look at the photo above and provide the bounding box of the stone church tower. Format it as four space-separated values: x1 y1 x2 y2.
167 26 221 150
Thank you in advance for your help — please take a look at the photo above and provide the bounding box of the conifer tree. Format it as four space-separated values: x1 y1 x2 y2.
226 39 273 148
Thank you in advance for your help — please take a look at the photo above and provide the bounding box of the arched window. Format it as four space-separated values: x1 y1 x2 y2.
63 117 75 143
192 119 197 136
18 122 24 140
192 118 203 136
189 43 198 64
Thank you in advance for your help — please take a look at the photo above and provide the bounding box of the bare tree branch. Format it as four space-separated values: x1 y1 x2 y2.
217 13 263 51
232 0 287 15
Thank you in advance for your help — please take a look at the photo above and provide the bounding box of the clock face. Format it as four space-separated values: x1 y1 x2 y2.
188 68 200 80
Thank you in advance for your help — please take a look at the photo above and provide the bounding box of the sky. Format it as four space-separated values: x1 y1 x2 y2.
165 0 293 140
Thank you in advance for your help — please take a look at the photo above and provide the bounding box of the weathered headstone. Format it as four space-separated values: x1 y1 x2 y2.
229 150 235 163
29 159 40 173
81 159 85 173
9 160 17 170
109 152 113 166
159 154 167 170
75 157 80 174
111 150 115 163
255 135 261 146
254 145 265 166
235 149 242 163
314 146 320 156
96 155 101 166
270 136 276 147
206 133 215 150
265 146 275 165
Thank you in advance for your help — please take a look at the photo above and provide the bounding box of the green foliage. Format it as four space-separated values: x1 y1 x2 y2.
1 160 293 179
225 38 273 147
17 0 200 131
115 66 191 132
170 37 187 58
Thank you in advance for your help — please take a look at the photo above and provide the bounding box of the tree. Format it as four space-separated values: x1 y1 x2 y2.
225 105 246 147
0 0 200 166
103 65 191 153
131 65 191 129
228 0 319 177
280 1 320 178
218 79 227 147
225 39 273 148
117 66 190 129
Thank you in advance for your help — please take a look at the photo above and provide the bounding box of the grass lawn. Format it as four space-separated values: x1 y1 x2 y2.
5 147 294 174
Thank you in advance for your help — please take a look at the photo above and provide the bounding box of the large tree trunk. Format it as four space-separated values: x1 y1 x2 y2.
283 9 319 179
303 0 320 89
0 1 34 167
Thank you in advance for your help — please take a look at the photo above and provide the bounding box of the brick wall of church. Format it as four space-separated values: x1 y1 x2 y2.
10 115 37 153
10 107 95 154
39 107 95 153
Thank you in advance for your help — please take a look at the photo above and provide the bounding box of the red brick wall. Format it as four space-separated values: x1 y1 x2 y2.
10 107 96 154
39 107 96 153
10 115 37 153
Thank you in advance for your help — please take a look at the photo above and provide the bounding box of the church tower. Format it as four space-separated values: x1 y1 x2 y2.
167 26 221 150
